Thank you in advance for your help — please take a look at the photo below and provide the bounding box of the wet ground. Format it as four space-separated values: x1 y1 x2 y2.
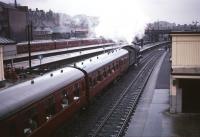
125 51 200 137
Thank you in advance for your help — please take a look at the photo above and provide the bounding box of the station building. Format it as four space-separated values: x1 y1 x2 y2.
0 36 16 87
170 32 200 113
0 2 28 42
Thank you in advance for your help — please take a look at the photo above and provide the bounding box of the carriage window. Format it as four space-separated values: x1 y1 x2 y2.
9 124 17 137
112 63 115 72
61 90 69 108
23 108 38 136
81 81 84 89
44 97 56 121
124 58 127 64
108 66 111 74
120 59 123 65
89 77 93 87
116 62 119 69
93 78 97 86
97 71 102 81
74 83 80 101
103 68 107 77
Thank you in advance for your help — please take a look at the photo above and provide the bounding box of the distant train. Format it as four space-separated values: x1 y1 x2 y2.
17 38 113 54
0 45 139 137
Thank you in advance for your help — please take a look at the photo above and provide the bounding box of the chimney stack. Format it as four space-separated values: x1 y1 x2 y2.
14 0 17 8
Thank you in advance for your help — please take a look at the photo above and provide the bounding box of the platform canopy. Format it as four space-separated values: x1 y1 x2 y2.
0 36 16 45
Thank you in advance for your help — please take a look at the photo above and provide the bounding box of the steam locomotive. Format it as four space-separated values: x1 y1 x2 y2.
0 45 139 137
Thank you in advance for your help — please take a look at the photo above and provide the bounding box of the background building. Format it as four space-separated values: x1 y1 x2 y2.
0 2 28 42
0 36 16 87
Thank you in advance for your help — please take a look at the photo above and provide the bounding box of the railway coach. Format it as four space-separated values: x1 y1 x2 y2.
16 38 113 54
0 45 138 137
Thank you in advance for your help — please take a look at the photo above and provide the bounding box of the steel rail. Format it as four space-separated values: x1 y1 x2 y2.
91 51 163 137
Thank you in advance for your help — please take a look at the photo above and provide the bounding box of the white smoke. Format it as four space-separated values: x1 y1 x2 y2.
94 1 150 43
3 0 150 43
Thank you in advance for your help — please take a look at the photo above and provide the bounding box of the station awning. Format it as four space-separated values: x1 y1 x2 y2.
0 36 16 45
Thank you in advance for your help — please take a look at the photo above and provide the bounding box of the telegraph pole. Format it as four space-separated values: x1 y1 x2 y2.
27 22 32 72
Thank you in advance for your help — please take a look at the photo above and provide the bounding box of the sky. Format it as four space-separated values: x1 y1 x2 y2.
1 0 200 42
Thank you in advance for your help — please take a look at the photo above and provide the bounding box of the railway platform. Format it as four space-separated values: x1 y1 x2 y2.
4 43 115 62
125 51 200 137
5 45 122 69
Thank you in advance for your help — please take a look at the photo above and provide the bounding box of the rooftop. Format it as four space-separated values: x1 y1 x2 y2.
171 31 200 35
0 36 16 45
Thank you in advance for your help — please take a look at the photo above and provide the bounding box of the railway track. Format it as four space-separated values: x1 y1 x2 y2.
88 51 163 137
140 48 161 64
53 49 165 137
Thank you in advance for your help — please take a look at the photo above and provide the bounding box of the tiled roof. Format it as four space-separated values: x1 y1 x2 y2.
0 36 16 45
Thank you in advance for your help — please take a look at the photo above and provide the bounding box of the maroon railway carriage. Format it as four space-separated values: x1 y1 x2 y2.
16 38 108 54
0 68 86 137
0 47 138 137
75 49 129 100
17 41 55 54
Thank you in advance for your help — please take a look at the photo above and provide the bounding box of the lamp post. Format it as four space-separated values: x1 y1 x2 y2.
38 55 43 70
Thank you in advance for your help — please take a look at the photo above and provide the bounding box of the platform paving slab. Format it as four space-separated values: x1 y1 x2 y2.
125 51 200 137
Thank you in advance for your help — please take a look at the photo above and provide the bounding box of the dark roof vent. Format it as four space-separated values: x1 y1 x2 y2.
90 59 92 62
82 62 84 65
31 80 34 84
50 73 53 77
61 70 63 73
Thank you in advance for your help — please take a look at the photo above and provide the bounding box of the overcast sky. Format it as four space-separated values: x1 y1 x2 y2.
1 0 200 41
